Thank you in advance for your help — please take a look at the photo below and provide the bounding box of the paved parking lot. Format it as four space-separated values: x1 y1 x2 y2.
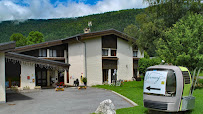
0 87 133 114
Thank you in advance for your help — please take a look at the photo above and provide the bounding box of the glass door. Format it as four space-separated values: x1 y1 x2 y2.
36 70 47 87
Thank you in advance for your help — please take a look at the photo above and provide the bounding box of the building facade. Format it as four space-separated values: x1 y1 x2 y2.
12 29 143 87
1 29 144 103
4 29 143 90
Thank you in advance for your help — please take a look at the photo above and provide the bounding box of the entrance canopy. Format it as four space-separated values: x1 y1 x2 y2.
0 41 16 103
6 52 70 71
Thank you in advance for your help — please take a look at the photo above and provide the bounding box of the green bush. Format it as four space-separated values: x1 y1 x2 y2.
82 77 87 83
138 57 162 75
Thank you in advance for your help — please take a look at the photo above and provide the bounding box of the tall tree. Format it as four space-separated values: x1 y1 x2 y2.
27 31 44 45
156 13 203 69
124 13 166 56
10 33 27 47
143 0 202 26
124 24 139 39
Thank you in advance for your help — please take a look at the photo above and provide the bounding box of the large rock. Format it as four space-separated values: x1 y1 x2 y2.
95 99 116 114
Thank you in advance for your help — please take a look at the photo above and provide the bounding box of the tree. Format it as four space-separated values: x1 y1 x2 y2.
156 13 203 69
10 33 27 47
124 13 166 56
27 31 44 45
143 0 202 27
124 24 139 38
10 31 44 47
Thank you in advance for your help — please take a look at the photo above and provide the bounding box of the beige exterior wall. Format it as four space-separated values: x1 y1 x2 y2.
0 52 6 103
68 42 85 85
85 37 102 86
117 38 133 80
137 49 144 58
21 63 35 89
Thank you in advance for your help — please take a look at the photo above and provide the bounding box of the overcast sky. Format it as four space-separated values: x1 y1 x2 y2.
0 0 148 22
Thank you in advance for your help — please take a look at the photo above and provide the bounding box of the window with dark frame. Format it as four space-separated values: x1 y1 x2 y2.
133 50 138 57
39 49 47 57
57 50 64 57
102 49 108 56
49 49 57 57
111 50 117 56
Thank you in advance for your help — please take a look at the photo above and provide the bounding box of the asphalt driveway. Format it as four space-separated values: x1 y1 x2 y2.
0 87 133 114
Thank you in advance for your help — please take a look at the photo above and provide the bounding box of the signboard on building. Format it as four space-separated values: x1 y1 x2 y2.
30 75 35 83
144 71 168 95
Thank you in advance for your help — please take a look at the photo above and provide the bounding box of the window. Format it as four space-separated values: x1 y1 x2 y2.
57 50 64 57
39 49 47 57
166 70 176 96
133 51 138 57
111 50 117 56
102 49 108 56
49 49 57 57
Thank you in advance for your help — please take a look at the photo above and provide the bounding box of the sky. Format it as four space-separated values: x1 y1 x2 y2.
0 0 149 22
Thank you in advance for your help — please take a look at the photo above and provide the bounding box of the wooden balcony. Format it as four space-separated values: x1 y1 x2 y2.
39 57 65 61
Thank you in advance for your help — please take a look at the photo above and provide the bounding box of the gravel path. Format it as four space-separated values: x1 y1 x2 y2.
0 87 133 114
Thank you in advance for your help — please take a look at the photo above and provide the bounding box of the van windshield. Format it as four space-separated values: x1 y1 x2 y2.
144 69 176 96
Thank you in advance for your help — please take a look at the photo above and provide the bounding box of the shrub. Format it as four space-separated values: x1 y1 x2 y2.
138 57 161 75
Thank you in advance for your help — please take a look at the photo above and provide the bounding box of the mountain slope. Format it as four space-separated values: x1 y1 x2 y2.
0 8 143 43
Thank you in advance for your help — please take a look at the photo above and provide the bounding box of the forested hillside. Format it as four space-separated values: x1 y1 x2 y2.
0 8 143 43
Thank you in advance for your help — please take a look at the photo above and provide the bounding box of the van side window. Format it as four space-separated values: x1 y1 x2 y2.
166 70 176 96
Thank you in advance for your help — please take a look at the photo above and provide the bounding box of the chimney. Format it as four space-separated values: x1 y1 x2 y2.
84 28 91 33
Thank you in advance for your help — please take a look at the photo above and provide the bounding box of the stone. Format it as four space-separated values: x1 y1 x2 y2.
95 99 116 114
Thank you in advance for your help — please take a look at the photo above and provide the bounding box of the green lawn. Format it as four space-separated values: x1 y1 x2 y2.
92 79 203 114
199 72 203 76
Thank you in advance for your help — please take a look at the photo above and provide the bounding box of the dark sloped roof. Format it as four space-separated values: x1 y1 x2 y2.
6 52 70 70
14 40 63 53
0 41 16 52
14 29 136 53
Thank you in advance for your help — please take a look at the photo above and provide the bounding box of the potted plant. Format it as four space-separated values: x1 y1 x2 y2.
136 75 141 81
82 77 87 86
55 82 64 91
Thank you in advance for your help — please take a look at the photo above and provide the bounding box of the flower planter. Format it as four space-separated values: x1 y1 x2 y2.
55 86 64 91
136 77 141 81
78 86 87 90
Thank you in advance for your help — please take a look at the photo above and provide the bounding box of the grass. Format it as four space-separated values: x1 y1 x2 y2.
92 79 203 114
199 72 203 76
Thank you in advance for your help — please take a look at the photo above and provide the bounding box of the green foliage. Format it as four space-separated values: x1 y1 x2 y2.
10 31 44 47
124 24 139 39
143 0 202 27
156 13 203 69
138 57 162 74
144 51 150 59
82 77 87 83
0 9 143 43
10 33 27 47
124 12 166 56
27 31 44 45
124 1 202 56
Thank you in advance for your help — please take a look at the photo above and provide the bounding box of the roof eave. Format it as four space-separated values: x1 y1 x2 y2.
0 41 16 52
6 52 70 70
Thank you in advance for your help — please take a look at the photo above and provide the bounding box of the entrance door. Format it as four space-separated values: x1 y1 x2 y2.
103 69 108 83
36 70 47 87
133 69 137 79
111 69 117 83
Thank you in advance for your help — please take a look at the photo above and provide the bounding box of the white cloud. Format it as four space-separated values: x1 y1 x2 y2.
0 0 148 22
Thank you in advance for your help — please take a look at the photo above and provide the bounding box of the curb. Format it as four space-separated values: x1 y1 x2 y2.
91 87 138 107
111 91 138 107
